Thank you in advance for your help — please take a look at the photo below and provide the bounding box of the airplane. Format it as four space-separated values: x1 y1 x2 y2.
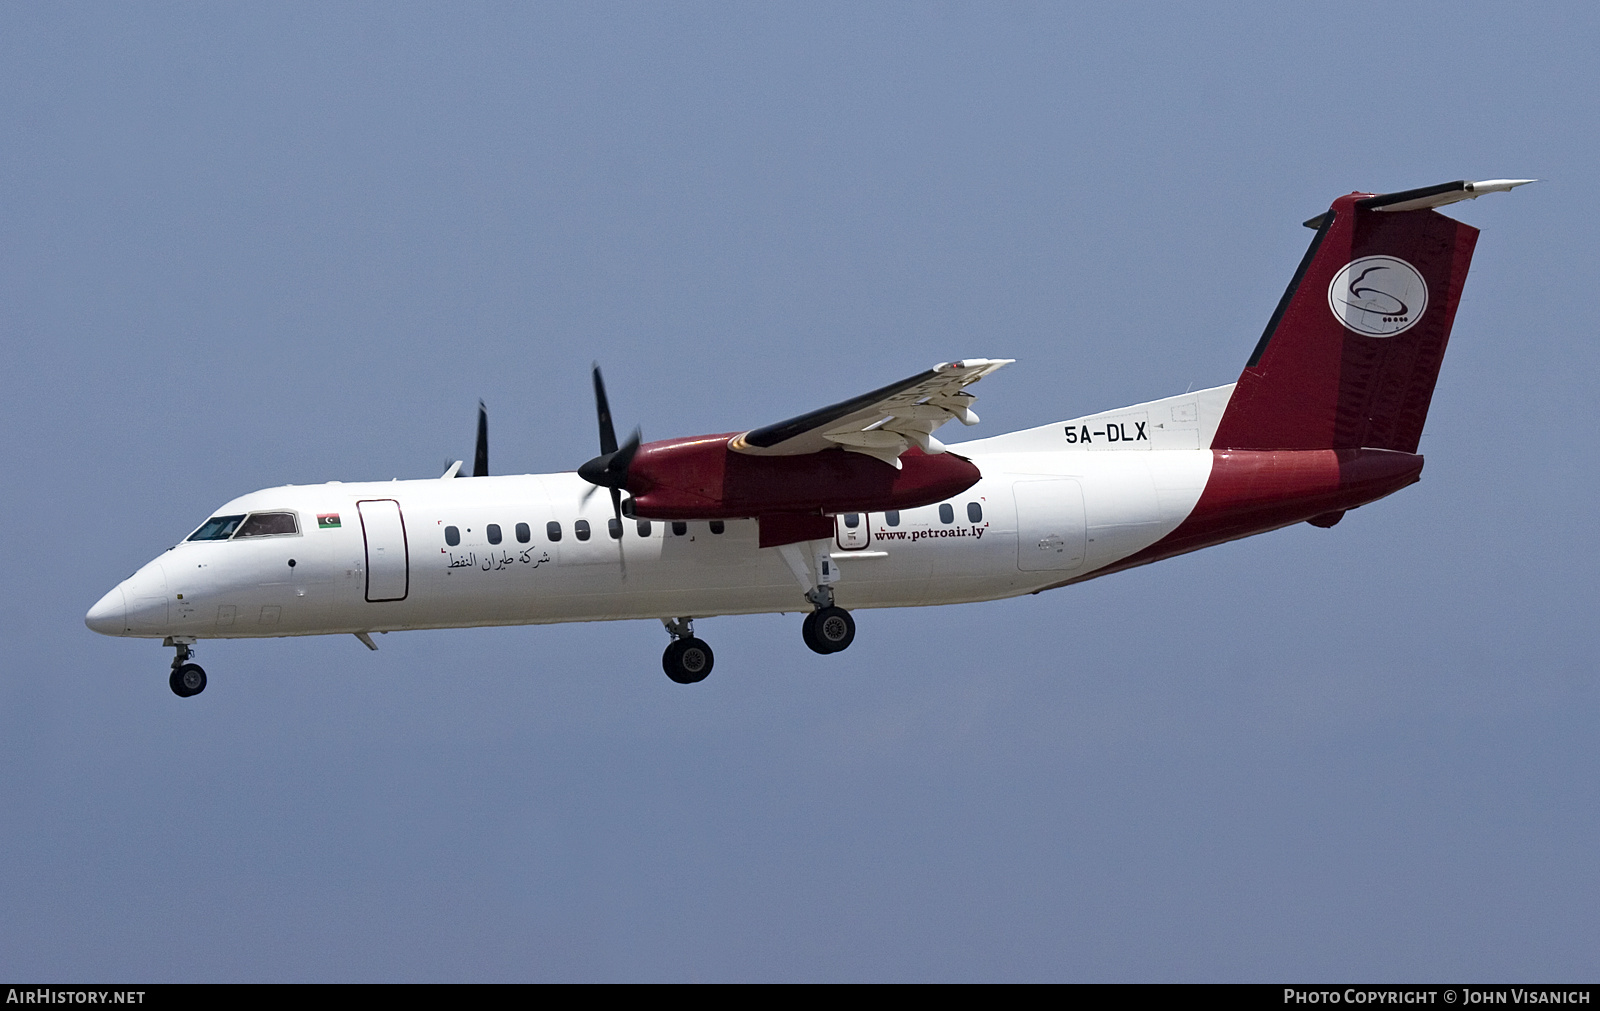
85 178 1532 696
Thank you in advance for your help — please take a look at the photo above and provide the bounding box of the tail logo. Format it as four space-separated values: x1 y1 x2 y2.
1327 256 1429 337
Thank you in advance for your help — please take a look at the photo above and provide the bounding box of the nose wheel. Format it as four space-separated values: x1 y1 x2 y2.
802 606 856 655
166 638 207 697
661 617 713 684
170 663 207 697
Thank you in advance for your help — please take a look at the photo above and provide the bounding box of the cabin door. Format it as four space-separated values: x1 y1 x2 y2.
1013 480 1087 571
358 499 410 601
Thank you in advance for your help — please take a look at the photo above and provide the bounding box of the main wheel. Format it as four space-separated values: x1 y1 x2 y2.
663 637 714 684
803 606 856 654
169 663 207 697
802 611 829 654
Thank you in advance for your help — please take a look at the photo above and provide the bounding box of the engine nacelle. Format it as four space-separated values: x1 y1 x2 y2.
624 433 982 521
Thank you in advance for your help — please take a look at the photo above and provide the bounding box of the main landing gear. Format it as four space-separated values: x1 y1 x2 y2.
661 617 714 685
800 584 856 655
803 605 856 655
165 637 206 698
775 542 857 657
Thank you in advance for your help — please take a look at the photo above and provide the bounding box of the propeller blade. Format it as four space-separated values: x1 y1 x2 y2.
472 400 488 477
615 427 641 477
609 487 627 578
579 365 640 577
592 364 618 456
578 361 642 495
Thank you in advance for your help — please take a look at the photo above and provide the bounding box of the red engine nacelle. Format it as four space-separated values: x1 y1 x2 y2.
624 433 981 522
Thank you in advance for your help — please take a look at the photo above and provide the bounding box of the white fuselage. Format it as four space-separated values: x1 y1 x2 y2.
88 388 1231 642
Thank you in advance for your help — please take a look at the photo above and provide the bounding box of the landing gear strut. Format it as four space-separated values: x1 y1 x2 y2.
165 637 206 697
777 543 858 657
661 617 713 684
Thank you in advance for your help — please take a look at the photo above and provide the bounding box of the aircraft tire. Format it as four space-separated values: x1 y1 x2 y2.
804 607 855 654
801 611 829 654
663 637 713 684
170 663 207 698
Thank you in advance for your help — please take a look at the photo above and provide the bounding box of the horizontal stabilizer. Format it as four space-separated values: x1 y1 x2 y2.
1305 178 1534 228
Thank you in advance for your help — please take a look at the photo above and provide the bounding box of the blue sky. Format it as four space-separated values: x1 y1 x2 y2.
3 3 1596 981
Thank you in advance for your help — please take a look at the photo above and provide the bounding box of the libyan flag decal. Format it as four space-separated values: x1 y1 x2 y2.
317 514 341 529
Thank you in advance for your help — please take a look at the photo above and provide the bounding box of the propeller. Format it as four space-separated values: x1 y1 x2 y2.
445 400 490 479
472 399 488 477
577 364 640 573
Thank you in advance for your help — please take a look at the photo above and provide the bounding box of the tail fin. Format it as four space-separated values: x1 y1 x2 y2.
1212 179 1528 452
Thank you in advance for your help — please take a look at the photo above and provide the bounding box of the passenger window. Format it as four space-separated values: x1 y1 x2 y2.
487 524 502 545
187 514 246 541
546 521 563 542
575 520 591 541
515 523 531 544
709 520 725 535
636 520 652 537
844 513 860 528
938 503 954 524
967 502 983 523
608 518 622 540
234 512 299 538
672 521 687 536
445 526 461 547
885 510 900 527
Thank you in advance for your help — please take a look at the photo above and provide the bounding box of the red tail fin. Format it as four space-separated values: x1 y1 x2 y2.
1212 188 1482 452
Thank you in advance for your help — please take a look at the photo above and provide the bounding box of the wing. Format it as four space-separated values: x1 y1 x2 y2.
728 359 1014 468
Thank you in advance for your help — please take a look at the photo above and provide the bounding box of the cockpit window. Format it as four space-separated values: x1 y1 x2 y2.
187 515 246 541
233 512 300 538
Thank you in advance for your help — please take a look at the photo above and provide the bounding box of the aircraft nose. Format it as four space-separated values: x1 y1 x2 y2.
85 585 128 636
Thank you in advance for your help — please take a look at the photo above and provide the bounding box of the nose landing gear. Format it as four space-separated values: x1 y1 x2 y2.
165 637 207 697
661 617 713 684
